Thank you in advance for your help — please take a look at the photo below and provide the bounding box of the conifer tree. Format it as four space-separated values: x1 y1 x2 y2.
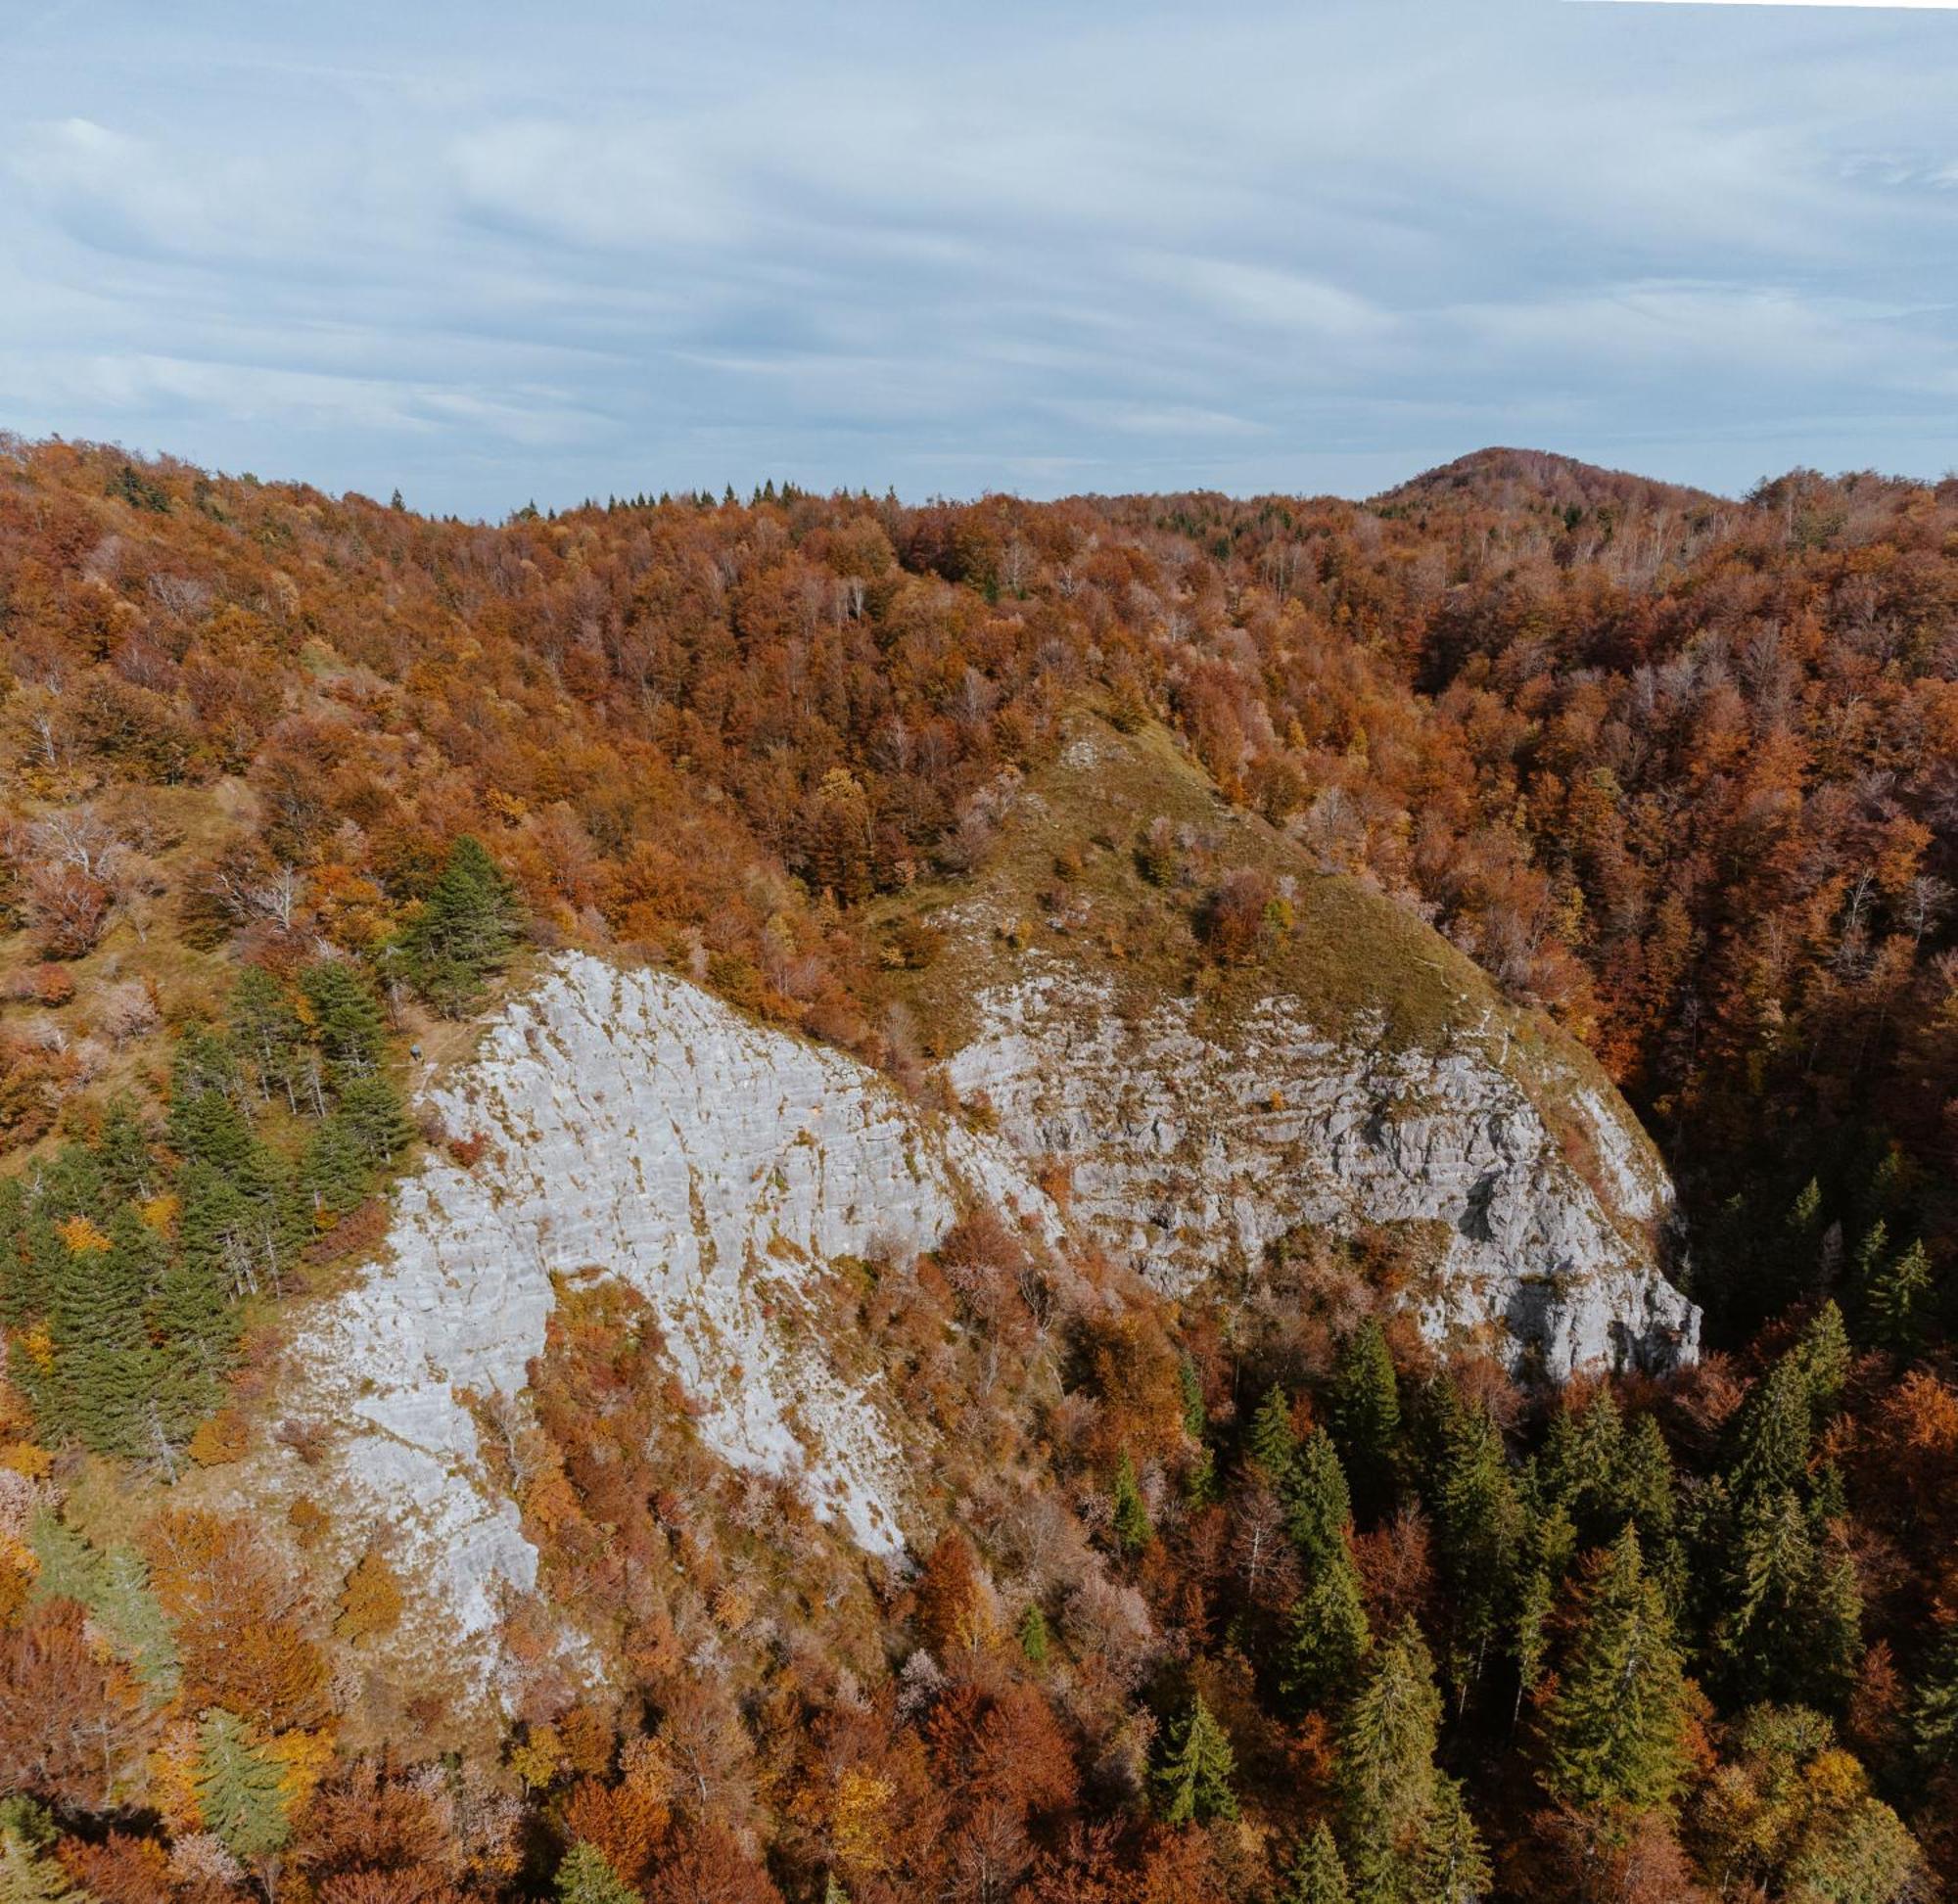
398 834 522 1015
1019 1604 1049 1665
0 1810 78 1904
1330 1320 1401 1517
300 959 390 1081
44 1205 159 1457
195 1709 292 1863
1111 1453 1153 1555
1283 1427 1353 1573
1178 1354 1207 1439
1727 1357 1814 1510
1248 1382 1299 1480
1794 1301 1851 1416
1414 1775 1490 1904
337 1072 413 1171
1540 1528 1688 1816
1865 1240 1931 1355
1338 1619 1445 1904
1717 1492 1861 1707
1280 1823 1349 1904
1282 1545 1372 1709
93 1097 158 1204
1428 1390 1522 1697
1154 1693 1237 1825
1911 1623 1958 1768
228 966 306 1112
554 1841 638 1904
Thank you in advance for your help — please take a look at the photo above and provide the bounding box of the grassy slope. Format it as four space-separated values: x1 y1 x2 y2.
874 705 1661 1206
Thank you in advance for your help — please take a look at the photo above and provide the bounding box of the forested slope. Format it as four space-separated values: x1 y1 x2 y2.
1 435 1956 1900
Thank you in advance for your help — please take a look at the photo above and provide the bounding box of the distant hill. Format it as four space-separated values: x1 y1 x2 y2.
1373 443 1726 518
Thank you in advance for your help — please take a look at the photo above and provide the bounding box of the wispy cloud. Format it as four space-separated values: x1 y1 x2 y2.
1 0 1955 512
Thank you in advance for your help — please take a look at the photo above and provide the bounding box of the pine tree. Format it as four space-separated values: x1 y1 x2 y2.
1154 1693 1237 1825
1338 1619 1444 1903
0 1812 78 1903
195 1708 292 1863
398 835 522 1015
1282 1545 1372 1708
228 966 306 1112
554 1841 638 1904
1111 1453 1153 1555
93 1097 158 1204
1330 1320 1401 1517
1283 1428 1353 1573
1540 1528 1688 1816
167 1029 256 1170
1248 1383 1299 1481
337 1072 413 1171
1280 1823 1349 1904
301 959 390 1081
44 1205 158 1456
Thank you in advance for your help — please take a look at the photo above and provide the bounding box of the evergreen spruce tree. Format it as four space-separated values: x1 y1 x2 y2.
1330 1319 1401 1517
1540 1528 1688 1816
1283 1428 1354 1574
195 1709 292 1863
1154 1693 1238 1825
1727 1356 1814 1510
1794 1301 1851 1416
1865 1240 1931 1355
299 1113 374 1222
1178 1354 1207 1440
1428 1390 1522 1697
1282 1545 1372 1708
0 1813 78 1904
1414 1775 1490 1904
1111 1453 1153 1555
554 1841 638 1904
1280 1823 1350 1904
167 1029 255 1170
398 835 522 1015
1911 1623 1958 1769
1338 1619 1445 1904
1717 1492 1860 1707
1247 1383 1300 1481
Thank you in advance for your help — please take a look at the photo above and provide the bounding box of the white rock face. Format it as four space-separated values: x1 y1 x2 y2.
946 968 1698 1377
294 953 1055 1641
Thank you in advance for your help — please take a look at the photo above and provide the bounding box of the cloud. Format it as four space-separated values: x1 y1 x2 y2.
2 0 1956 513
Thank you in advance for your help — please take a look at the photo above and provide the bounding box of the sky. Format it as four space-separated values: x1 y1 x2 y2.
2 0 1956 518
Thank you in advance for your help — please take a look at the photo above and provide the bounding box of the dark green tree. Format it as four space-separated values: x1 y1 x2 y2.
1428 1389 1522 1698
1280 1823 1350 1904
1019 1604 1049 1666
1247 1382 1300 1481
1282 1544 1372 1709
301 958 390 1080
1283 1427 1354 1574
1111 1453 1153 1555
1338 1619 1446 1903
228 965 307 1112
1154 1693 1237 1825
398 834 522 1015
1539 1528 1688 1817
1865 1240 1931 1355
1330 1320 1401 1517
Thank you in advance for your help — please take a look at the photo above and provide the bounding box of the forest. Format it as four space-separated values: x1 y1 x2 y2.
0 434 1955 1901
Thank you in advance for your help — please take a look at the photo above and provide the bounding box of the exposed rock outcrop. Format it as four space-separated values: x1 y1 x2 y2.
946 966 1697 1377
289 953 1055 1643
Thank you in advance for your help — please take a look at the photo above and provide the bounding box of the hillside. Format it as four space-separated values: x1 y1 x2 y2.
1 436 1955 1900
